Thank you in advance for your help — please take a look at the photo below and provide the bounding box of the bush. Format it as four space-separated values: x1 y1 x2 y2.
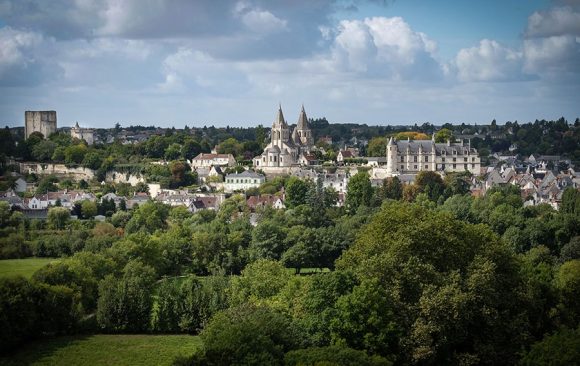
197 304 300 366
284 346 392 366
0 233 32 259
520 327 580 366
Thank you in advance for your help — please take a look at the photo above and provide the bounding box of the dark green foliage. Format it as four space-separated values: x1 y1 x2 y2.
345 171 373 213
284 346 392 366
520 327 580 366
96 260 156 332
0 276 79 354
198 304 299 366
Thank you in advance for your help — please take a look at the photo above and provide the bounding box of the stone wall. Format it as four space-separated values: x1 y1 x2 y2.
20 163 94 180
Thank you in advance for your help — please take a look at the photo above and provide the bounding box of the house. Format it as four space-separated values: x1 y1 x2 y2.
298 153 318 166
246 194 285 211
190 153 236 168
126 192 150 209
366 157 387 167
224 171 265 192
14 178 27 193
337 150 354 163
190 196 220 212
321 172 349 193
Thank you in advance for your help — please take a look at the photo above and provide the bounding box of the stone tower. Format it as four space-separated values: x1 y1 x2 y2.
271 105 290 150
293 105 314 147
385 137 398 176
25 111 57 139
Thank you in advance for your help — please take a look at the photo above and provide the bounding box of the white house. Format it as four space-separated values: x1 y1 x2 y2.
190 153 235 168
224 171 265 192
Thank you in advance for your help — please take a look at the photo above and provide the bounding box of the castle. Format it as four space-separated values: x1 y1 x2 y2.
385 136 481 175
70 122 95 145
253 105 314 168
25 111 57 139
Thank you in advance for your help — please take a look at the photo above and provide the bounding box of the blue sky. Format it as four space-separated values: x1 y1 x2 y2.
0 0 578 128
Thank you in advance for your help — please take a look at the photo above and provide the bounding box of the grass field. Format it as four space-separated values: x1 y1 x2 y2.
0 334 201 366
0 258 61 279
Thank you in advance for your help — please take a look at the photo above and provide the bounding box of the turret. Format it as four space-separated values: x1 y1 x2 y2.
386 137 398 176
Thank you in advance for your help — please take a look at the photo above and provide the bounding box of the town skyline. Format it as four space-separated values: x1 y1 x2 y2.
1 0 579 127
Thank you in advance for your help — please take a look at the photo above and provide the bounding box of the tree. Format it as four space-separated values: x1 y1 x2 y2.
0 201 10 228
520 327 580 366
336 202 530 365
82 151 103 170
561 188 580 216
125 201 169 234
31 140 56 162
96 260 156 332
197 304 299 366
285 176 311 208
434 128 454 143
47 207 70 229
285 346 392 366
367 137 387 157
345 172 373 213
81 200 98 219
182 139 201 160
229 259 291 306
64 144 88 164
383 177 403 200
415 171 445 201
164 143 182 161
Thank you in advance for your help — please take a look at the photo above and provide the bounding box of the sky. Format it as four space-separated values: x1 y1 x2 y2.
0 0 579 128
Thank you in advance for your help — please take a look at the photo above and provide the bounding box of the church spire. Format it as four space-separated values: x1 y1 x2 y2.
275 104 287 127
297 104 308 129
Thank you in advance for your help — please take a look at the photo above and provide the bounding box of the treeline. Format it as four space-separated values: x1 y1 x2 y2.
1 171 580 365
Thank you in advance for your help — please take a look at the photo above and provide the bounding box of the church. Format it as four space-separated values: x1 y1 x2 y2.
253 105 314 168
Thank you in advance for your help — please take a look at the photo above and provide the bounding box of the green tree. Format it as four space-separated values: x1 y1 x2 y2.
96 260 156 332
434 128 454 143
367 137 387 157
197 304 299 366
285 176 311 208
64 144 88 164
81 200 98 219
520 327 580 366
230 259 292 306
164 143 182 161
345 172 373 213
31 140 57 162
47 207 71 229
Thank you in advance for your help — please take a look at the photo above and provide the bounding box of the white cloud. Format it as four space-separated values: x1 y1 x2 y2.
526 6 580 38
331 17 443 79
0 27 43 72
454 39 524 82
523 35 580 75
234 2 288 34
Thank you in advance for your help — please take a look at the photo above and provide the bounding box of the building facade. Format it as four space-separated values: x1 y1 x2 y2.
70 122 95 145
190 153 236 168
25 111 57 139
225 171 265 192
385 137 480 176
253 105 314 168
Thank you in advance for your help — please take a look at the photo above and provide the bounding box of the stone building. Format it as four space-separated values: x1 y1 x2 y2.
25 111 57 139
253 105 314 168
70 122 95 145
385 137 480 176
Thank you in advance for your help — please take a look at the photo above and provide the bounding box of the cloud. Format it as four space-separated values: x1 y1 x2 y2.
234 1 288 33
523 6 580 77
331 17 443 80
0 26 62 86
525 6 580 38
454 39 525 82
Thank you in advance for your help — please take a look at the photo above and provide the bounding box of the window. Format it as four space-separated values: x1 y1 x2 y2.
471 164 475 168
425 165 428 169
414 156 417 162
464 157 467 162
414 165 417 169
401 165 404 170
472 157 475 162
453 158 456 162
425 156 428 162
442 157 445 162
464 164 467 170
453 164 456 169
441 164 446 169
400 156 404 162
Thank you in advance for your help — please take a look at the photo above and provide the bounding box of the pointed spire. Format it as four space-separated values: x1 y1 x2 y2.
275 104 287 127
297 104 308 129
387 136 395 146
